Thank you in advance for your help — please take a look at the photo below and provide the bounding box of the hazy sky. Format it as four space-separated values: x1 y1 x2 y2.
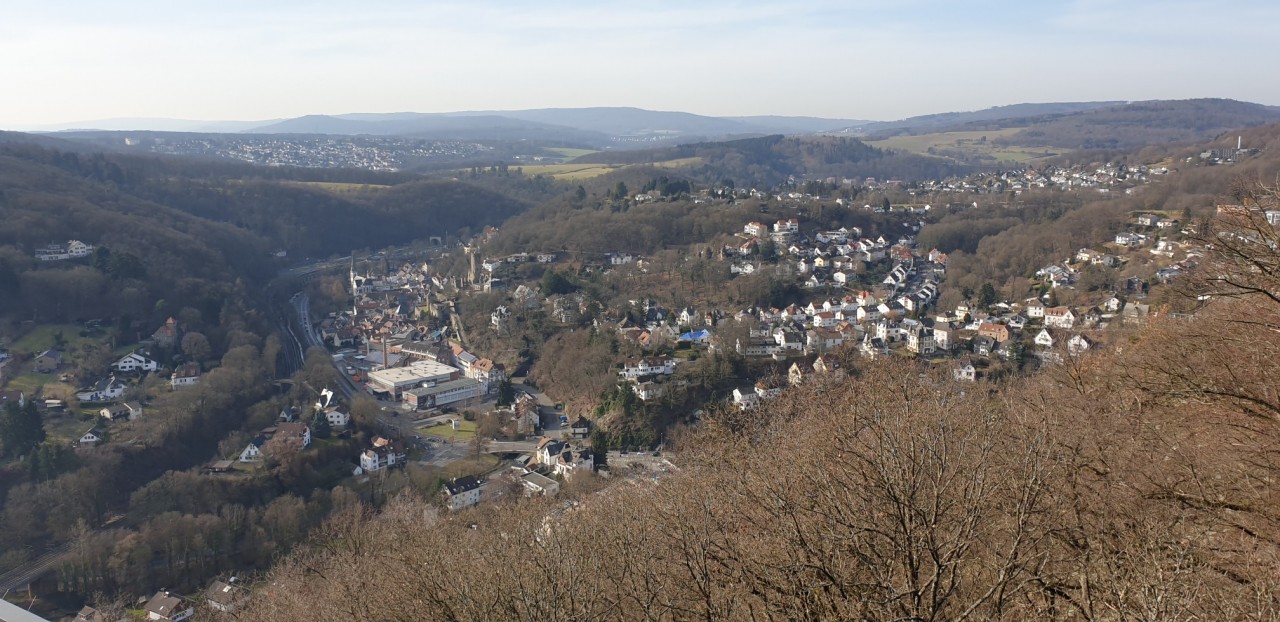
3 0 1278 128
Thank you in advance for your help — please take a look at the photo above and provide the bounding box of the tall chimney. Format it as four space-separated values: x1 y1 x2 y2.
383 337 388 370
1238 136 1242 150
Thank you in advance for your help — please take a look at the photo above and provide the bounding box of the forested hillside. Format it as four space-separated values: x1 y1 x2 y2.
573 135 971 186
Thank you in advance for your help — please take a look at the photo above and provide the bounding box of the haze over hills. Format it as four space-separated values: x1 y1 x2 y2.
17 99 1280 171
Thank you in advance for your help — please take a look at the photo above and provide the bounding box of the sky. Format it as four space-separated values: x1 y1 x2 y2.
2 0 1279 129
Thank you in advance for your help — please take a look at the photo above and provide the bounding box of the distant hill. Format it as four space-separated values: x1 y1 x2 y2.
247 108 867 145
993 98 1280 150
572 134 971 186
247 114 610 146
855 102 1125 137
858 99 1280 149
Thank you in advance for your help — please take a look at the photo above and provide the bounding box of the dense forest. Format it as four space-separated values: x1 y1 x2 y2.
571 135 973 186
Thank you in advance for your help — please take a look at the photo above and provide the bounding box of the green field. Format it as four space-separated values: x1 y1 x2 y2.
6 373 56 396
12 324 99 354
867 128 1069 164
421 419 477 441
544 148 599 160
515 163 624 179
505 156 705 181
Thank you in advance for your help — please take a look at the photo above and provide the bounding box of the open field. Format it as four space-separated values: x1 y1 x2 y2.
544 147 598 160
515 163 624 179
11 324 100 354
506 156 705 181
867 128 1069 164
5 373 56 396
437 454 500 480
278 181 392 194
422 419 478 441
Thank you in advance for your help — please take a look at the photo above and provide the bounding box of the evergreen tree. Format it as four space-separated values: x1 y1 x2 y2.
496 379 515 408
311 409 332 439
0 401 45 457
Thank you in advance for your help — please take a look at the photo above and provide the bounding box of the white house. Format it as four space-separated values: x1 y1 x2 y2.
359 437 407 472
1034 328 1055 348
112 351 159 373
99 402 143 421
443 475 482 511
732 386 760 410
76 376 127 402
78 427 104 445
1068 334 1093 355
953 358 977 382
239 437 266 462
620 356 676 380
1043 307 1077 329
171 363 201 387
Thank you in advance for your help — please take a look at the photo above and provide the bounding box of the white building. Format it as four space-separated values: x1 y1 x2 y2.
444 476 482 510
112 351 159 373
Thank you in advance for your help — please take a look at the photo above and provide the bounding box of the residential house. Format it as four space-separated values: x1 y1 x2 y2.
359 436 407 472
620 356 676 380
99 402 142 421
973 336 995 357
1136 213 1162 227
151 317 183 349
275 421 312 448
469 358 506 393
1067 334 1093 355
743 221 769 238
1122 302 1151 325
1043 307 1076 329
75 606 110 622
554 448 594 479
977 322 1011 343
0 390 24 410
678 329 712 346
632 381 664 401
33 349 62 373
536 438 568 465
905 325 935 354
112 351 159 373
522 471 560 496
1034 328 1055 348
144 590 193 622
443 475 482 511
806 328 844 353
79 426 105 446
570 416 592 440
239 437 266 462
491 305 511 330
1025 300 1046 319
205 580 250 613
170 362 201 387
933 326 953 351
1115 232 1145 247
788 360 811 386
76 376 127 402
732 386 760 410
953 358 977 382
